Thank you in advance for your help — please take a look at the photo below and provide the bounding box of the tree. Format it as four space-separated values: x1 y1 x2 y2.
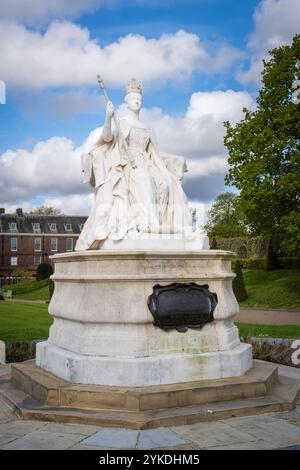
30 206 61 215
232 259 248 302
11 268 32 279
205 192 247 238
190 207 197 230
224 35 300 267
36 262 53 281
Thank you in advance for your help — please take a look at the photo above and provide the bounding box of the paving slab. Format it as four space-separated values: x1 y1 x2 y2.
275 408 300 426
70 444 117 450
0 364 10 378
136 428 189 450
2 430 87 450
41 422 101 436
0 420 46 438
0 433 21 448
277 364 300 381
171 421 257 448
0 397 14 423
82 428 139 449
82 427 189 450
224 415 300 447
154 443 202 450
277 445 300 450
208 441 275 450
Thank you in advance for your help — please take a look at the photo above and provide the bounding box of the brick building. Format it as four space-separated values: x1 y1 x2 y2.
0 208 87 278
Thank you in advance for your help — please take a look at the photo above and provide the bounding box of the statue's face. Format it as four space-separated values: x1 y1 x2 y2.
125 92 142 112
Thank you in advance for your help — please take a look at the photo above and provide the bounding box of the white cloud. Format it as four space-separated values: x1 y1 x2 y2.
0 0 105 26
0 21 243 90
237 0 300 85
0 89 253 211
43 194 95 215
1 136 85 203
141 90 254 160
2 194 94 216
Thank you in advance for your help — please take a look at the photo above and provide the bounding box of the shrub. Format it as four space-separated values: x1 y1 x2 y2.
279 257 300 269
49 279 55 301
36 262 53 281
11 268 32 279
233 258 266 269
210 237 217 249
232 259 248 301
0 294 5 301
5 341 36 363
244 339 300 368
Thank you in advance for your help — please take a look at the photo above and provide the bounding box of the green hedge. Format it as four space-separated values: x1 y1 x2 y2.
234 258 266 269
2 278 50 295
234 257 300 269
279 257 300 269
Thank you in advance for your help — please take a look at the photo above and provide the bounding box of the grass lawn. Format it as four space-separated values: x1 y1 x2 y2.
240 269 300 310
237 323 300 339
1 299 299 345
0 301 52 343
13 285 49 301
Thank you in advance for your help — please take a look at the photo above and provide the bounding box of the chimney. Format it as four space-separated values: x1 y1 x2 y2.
0 208 5 214
16 208 23 216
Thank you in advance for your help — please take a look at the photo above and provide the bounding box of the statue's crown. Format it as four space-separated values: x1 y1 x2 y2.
126 78 142 95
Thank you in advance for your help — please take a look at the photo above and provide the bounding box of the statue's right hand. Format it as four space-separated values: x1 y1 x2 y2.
106 101 114 118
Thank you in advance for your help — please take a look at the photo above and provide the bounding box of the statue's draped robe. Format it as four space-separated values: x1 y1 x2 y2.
75 118 192 251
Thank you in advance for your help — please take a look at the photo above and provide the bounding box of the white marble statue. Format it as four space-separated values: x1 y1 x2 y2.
76 78 208 251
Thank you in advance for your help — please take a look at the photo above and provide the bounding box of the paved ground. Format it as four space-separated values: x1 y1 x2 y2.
0 363 300 450
237 307 300 325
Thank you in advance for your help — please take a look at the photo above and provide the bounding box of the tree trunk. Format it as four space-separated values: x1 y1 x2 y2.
265 238 281 271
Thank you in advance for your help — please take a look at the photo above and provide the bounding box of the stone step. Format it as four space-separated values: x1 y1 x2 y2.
6 387 298 430
1 368 299 430
11 360 278 411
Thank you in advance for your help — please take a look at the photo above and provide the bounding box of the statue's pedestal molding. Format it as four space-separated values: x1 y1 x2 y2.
36 250 252 386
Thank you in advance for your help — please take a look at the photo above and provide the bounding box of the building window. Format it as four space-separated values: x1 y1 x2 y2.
50 238 58 252
49 223 57 232
9 222 17 232
64 223 72 232
34 256 42 266
10 257 18 266
10 237 17 251
34 238 42 251
32 222 41 233
66 238 73 251
79 224 84 231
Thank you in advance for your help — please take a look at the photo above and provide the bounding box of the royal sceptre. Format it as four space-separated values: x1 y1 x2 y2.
97 75 137 169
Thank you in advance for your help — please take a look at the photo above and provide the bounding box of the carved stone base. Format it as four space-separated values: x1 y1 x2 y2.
37 342 252 386
36 250 253 386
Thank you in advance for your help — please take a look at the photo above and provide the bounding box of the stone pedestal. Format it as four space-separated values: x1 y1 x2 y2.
36 250 252 386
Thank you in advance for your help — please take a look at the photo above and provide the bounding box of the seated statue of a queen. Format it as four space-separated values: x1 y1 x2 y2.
75 78 208 251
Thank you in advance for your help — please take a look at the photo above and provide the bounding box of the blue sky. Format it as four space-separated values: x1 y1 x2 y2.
0 0 299 218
